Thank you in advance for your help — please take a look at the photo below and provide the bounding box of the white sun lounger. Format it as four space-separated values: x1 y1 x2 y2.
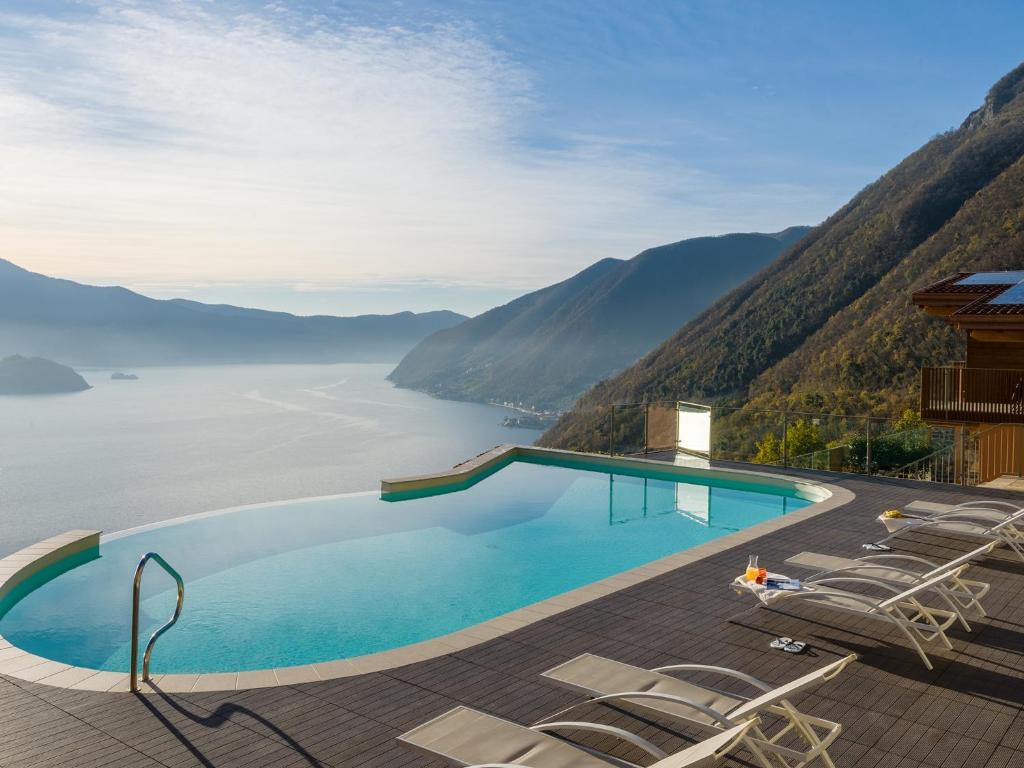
785 543 993 624
738 569 968 670
867 508 1024 561
539 654 856 768
902 501 1024 537
905 499 1023 519
398 705 760 768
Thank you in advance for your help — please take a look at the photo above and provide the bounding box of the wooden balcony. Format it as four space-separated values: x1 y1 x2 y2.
921 366 1024 423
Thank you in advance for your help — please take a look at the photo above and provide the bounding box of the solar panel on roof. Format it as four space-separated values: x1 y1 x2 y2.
956 271 1024 285
990 282 1024 304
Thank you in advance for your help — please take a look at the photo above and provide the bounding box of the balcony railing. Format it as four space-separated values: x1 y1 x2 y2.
921 366 1024 423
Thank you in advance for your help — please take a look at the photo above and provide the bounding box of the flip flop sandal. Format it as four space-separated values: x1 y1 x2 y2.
862 542 892 551
783 640 807 654
769 637 793 650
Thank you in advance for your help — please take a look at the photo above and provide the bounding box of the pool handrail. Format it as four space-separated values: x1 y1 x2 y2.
130 551 185 692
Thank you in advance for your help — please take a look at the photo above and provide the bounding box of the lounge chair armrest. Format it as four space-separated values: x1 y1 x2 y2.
931 510 1011 524
544 691 738 729
824 562 928 580
877 568 967 609
805 576 907 596
992 515 1024 531
531 720 668 759
887 519 1005 543
649 663 773 693
823 653 858 680
857 554 937 570
777 587 885 613
955 500 1021 511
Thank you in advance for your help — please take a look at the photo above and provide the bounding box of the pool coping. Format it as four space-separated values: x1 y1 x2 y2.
381 444 835 501
0 446 853 694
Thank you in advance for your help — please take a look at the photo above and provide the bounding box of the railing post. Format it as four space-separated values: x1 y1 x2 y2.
865 418 872 476
675 401 682 457
707 404 713 461
960 426 968 486
782 411 789 468
920 367 926 420
643 402 649 456
608 405 615 456
953 426 962 484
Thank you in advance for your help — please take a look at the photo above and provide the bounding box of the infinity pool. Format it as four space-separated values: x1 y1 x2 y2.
0 455 819 674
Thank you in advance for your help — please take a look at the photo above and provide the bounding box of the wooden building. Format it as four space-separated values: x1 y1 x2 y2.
913 271 1024 482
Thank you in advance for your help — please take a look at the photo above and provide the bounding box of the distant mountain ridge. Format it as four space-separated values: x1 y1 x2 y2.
389 227 810 410
0 259 465 366
541 62 1024 450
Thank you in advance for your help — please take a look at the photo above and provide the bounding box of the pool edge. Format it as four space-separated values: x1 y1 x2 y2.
382 445 833 502
0 531 105 687
1 450 852 694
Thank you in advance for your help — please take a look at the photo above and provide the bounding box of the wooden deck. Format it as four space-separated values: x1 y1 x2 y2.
3 468 1024 767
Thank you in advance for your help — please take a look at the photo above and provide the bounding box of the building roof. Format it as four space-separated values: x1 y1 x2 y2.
913 271 1024 320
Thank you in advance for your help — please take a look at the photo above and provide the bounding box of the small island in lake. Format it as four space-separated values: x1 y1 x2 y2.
111 372 139 380
0 354 91 395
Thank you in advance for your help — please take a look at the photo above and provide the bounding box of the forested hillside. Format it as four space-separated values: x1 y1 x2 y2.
389 228 808 410
542 62 1024 450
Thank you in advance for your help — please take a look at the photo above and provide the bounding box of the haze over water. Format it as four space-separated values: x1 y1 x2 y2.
0 364 537 554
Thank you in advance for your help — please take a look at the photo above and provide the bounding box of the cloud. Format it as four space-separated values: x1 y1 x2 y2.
0 2 826 299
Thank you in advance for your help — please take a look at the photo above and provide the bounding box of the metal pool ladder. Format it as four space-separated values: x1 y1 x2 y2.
130 552 185 692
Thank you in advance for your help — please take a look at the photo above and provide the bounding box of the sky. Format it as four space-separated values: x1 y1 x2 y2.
2 1 1023 317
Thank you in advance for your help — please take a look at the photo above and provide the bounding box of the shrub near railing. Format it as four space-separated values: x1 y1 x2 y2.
583 401 960 480
727 408 944 476
776 420 944 475
847 425 942 473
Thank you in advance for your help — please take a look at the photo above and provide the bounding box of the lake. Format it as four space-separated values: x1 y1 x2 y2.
0 364 539 554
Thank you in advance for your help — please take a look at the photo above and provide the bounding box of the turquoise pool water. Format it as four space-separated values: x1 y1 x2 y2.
0 456 816 673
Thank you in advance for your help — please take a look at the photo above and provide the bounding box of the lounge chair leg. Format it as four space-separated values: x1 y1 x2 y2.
1006 537 1024 562
906 598 954 649
817 746 837 768
741 732 779 768
936 586 972 632
781 701 836 768
969 597 987 618
949 581 986 618
886 608 934 670
971 596 988 618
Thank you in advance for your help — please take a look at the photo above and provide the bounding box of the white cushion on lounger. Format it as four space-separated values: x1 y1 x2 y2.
399 705 756 768
542 654 743 725
399 706 610 768
786 552 926 584
904 501 955 515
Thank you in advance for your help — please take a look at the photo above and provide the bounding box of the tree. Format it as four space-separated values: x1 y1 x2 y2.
785 419 826 459
753 419 825 464
891 408 926 434
754 433 781 463
847 409 934 471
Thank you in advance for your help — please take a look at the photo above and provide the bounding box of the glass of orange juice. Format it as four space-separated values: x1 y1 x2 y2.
745 555 759 581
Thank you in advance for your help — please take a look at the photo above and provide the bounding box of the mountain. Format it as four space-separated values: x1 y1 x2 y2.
0 259 465 366
542 62 1024 451
0 355 90 395
388 227 810 411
